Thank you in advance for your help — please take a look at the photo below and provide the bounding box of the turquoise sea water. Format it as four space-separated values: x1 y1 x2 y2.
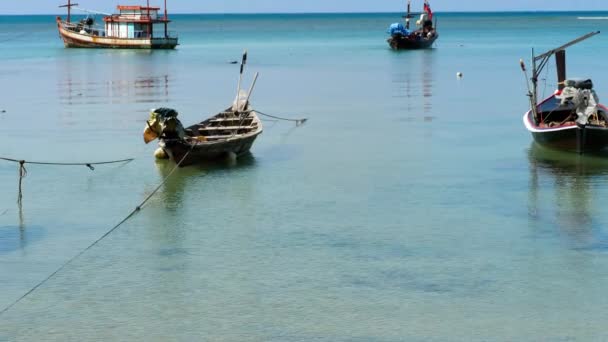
2 12 608 340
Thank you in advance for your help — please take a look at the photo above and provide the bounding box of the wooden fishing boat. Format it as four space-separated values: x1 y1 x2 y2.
387 0 438 50
143 52 263 167
521 31 608 153
56 0 178 49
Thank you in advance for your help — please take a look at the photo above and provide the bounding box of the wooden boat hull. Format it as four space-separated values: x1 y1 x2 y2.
155 108 263 167
57 19 178 49
523 97 608 153
388 34 438 50
160 131 261 167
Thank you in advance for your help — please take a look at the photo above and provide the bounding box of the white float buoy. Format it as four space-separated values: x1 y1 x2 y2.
456 72 463 78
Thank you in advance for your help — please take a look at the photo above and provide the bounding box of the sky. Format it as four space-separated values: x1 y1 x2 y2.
0 0 606 15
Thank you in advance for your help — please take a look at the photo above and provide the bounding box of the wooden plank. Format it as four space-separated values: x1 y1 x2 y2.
198 126 254 131
201 135 235 140
208 118 249 122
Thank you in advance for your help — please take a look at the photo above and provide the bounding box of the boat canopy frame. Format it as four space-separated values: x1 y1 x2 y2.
528 31 600 119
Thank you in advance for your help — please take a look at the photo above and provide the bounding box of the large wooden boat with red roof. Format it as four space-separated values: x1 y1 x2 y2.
56 0 178 49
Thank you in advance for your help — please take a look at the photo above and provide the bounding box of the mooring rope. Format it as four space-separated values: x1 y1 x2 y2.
255 110 308 126
0 157 134 169
0 157 134 205
0 147 193 317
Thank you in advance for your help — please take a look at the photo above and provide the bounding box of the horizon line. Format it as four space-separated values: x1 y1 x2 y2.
1 9 608 16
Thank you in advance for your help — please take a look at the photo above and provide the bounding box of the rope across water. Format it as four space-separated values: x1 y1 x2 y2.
255 110 308 126
0 157 134 168
0 157 134 205
0 147 194 316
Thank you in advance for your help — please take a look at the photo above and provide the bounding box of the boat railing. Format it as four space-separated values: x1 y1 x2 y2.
136 31 178 39
153 31 178 39
61 22 177 40
62 21 106 37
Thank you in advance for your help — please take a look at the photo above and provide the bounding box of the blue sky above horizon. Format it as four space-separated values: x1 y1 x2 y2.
0 0 606 15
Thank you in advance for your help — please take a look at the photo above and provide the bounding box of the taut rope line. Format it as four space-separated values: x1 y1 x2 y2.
255 110 308 126
0 148 193 316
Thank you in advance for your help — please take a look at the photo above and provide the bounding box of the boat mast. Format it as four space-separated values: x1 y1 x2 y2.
59 0 78 23
164 0 168 38
405 0 411 30
235 50 248 111
556 50 566 90
531 48 538 119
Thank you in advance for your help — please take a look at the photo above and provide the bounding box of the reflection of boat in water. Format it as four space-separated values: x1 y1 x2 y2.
143 52 263 167
56 0 178 49
528 142 608 176
527 143 608 238
153 153 256 209
521 31 608 153
390 49 435 121
387 0 438 50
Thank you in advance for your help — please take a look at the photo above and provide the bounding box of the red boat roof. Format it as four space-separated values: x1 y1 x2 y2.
103 16 170 23
117 5 161 11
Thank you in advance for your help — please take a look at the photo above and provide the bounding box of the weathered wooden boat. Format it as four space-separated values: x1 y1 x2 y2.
521 31 608 153
387 0 438 50
143 52 263 167
56 0 178 49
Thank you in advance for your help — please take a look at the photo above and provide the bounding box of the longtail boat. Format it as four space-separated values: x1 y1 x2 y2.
56 0 178 49
143 52 263 167
387 0 438 50
521 31 608 153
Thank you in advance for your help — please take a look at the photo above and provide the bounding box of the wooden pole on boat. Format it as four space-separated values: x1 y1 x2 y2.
59 0 78 23
520 58 536 120
244 72 259 110
164 0 168 38
556 50 566 91
533 31 599 62
406 0 411 29
147 0 150 37
235 50 248 111
531 48 538 120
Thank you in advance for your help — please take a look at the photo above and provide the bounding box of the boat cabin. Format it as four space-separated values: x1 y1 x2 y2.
103 6 170 39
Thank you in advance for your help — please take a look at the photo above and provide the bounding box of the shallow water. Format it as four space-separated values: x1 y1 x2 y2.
2 12 608 341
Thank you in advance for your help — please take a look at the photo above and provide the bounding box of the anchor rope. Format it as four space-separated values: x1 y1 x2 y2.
0 147 193 316
255 110 308 126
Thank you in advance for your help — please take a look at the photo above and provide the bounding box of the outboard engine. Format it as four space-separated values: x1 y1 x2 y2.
557 79 599 125
143 107 186 143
